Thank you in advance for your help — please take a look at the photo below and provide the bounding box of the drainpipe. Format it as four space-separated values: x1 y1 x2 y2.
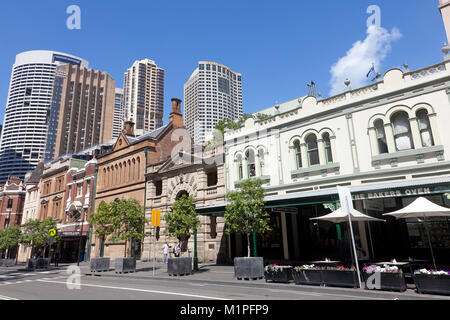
143 148 148 261
87 164 98 261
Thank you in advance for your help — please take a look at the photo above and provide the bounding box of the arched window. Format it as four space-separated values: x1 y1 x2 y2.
417 110 434 148
128 160 132 182
323 133 333 163
306 134 320 166
236 154 243 180
132 159 136 181
293 140 302 169
119 163 123 184
374 119 388 154
391 112 414 151
246 149 256 177
137 157 141 180
258 149 265 176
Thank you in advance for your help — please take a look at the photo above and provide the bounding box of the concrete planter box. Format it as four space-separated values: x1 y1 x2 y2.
168 257 192 276
293 269 323 286
363 272 407 292
264 267 292 283
0 259 15 267
114 258 136 274
90 258 110 273
27 258 50 270
234 257 264 281
414 274 450 295
322 270 359 288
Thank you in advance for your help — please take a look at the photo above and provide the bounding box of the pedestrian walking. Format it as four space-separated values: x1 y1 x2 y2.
174 242 181 258
162 242 169 264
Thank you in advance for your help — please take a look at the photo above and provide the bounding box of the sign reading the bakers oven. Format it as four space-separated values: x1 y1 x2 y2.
352 187 437 200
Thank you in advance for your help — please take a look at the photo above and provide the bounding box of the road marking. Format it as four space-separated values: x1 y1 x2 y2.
37 279 230 300
0 294 18 300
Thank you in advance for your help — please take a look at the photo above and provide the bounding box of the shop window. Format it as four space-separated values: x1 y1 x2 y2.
417 110 434 148
155 180 163 196
293 140 302 169
236 154 243 180
306 134 320 166
391 112 414 151
207 171 218 187
323 133 333 163
246 149 256 178
374 119 388 154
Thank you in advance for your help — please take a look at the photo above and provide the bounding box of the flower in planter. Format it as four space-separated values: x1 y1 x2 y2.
323 266 356 271
264 264 292 273
363 265 402 273
415 269 450 275
294 264 317 272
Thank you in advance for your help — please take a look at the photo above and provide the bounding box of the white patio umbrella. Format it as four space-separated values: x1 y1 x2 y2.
383 197 450 270
310 207 385 288
311 207 386 223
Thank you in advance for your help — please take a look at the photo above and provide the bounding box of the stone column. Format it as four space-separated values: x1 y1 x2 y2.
409 117 422 149
330 136 338 163
280 212 289 261
368 127 379 155
318 139 326 165
290 213 300 260
255 153 261 177
300 143 308 168
289 146 298 170
384 123 396 153
428 113 442 146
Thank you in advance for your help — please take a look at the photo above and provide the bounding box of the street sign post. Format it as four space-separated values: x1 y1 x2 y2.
151 210 161 276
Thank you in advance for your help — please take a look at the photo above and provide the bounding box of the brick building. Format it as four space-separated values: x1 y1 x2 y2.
92 98 190 260
0 177 26 259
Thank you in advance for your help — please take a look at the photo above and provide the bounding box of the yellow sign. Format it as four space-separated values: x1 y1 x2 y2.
48 229 57 237
151 210 161 227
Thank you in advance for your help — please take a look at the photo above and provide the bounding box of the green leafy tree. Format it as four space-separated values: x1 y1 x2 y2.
225 178 270 257
164 195 200 253
110 198 147 258
0 226 22 259
90 199 147 258
19 219 60 258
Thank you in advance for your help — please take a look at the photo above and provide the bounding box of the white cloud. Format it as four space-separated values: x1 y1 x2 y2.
329 25 402 96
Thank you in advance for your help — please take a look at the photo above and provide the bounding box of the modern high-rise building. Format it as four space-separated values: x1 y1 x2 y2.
184 61 243 144
47 64 115 159
123 59 165 136
0 50 88 183
112 88 125 140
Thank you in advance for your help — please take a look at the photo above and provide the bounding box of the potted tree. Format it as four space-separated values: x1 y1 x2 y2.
0 226 22 267
225 178 270 281
89 201 115 273
110 199 147 274
20 219 60 270
164 195 200 276
363 265 407 292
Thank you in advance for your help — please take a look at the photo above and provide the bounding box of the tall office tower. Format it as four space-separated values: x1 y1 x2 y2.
47 64 115 159
112 88 124 140
123 59 165 136
0 50 88 183
184 61 243 144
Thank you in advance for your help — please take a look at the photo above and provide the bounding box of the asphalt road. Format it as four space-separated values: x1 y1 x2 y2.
0 267 425 301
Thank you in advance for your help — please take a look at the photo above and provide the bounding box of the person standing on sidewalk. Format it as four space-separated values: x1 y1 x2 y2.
174 242 181 258
162 242 169 264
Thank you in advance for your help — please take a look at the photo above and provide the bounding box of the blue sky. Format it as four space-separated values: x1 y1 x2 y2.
0 0 447 125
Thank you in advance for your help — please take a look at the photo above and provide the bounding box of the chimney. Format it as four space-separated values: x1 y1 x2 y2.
439 0 450 44
123 119 135 137
169 98 183 128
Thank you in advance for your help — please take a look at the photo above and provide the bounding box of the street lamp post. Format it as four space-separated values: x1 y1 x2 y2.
76 212 85 267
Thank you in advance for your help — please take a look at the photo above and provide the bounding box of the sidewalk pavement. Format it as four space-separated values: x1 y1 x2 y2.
76 260 450 300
